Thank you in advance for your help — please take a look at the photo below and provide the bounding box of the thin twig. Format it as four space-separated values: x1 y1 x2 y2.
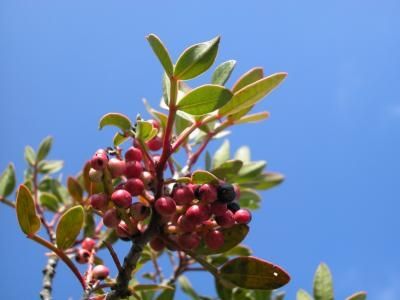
0 196 15 208
103 241 123 273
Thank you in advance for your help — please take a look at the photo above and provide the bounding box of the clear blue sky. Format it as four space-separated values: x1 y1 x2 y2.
1 1 399 299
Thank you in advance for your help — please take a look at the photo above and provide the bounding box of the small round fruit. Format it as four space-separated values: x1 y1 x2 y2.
75 249 90 264
111 190 132 208
124 178 144 197
88 168 103 183
172 185 194 205
210 202 228 216
178 232 200 250
150 237 165 252
177 215 196 232
147 135 163 151
198 184 217 203
217 183 236 203
116 221 138 238
125 160 143 178
90 193 108 211
125 146 143 162
205 230 224 250
103 208 120 228
154 196 176 216
215 210 235 228
108 158 126 178
92 265 109 280
227 202 240 213
81 238 96 251
234 209 252 224
90 150 108 171
129 202 150 221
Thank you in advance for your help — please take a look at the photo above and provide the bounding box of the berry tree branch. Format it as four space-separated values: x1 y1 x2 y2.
39 256 59 300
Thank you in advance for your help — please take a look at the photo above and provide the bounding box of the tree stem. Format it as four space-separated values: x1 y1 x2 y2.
39 256 59 300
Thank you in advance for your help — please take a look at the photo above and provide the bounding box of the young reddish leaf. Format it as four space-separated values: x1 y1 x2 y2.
0 163 16 197
191 170 219 184
346 291 367 300
99 113 132 132
56 205 84 250
297 289 313 300
146 34 174 77
16 185 41 235
232 67 264 93
219 73 287 117
37 136 53 162
220 256 290 290
313 263 334 300
174 36 220 80
211 60 237 85
177 84 232 116
196 224 249 255
67 177 83 203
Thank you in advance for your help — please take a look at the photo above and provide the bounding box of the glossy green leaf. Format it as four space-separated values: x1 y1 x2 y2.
133 284 174 292
213 140 230 168
346 291 367 300
253 290 273 300
175 113 192 135
56 205 84 250
37 160 63 174
0 163 16 197
313 263 334 300
238 161 267 178
162 73 170 105
146 34 174 77
212 60 236 85
67 177 83 203
191 170 219 184
232 67 264 93
177 84 232 116
235 111 270 124
143 98 168 129
219 73 287 116
175 177 191 184
83 208 95 237
136 121 157 142
113 132 129 146
24 146 36 166
225 245 252 257
156 286 175 300
215 279 233 300
196 224 249 255
178 276 200 300
234 146 251 163
99 113 132 132
240 172 284 190
16 185 41 235
211 160 243 179
39 178 70 204
39 192 60 212
174 36 220 80
297 289 313 300
220 256 290 290
238 189 261 210
37 136 53 162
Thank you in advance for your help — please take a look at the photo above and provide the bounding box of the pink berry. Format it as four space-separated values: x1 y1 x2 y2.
150 237 165 252
185 205 204 225
154 196 176 216
210 202 228 216
204 230 224 250
90 193 108 211
147 135 163 151
90 149 108 171
129 202 150 221
75 249 90 264
81 238 96 251
111 189 132 208
108 158 126 178
234 209 252 224
125 160 143 178
173 185 194 205
92 265 109 280
124 178 144 196
198 184 217 203
103 208 120 228
177 215 196 232
125 147 143 162
178 232 200 250
215 210 235 228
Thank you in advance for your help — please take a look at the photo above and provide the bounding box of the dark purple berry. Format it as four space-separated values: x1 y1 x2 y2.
217 183 236 203
227 202 240 213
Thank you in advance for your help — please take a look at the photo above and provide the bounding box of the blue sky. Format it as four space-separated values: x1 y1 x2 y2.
1 0 399 299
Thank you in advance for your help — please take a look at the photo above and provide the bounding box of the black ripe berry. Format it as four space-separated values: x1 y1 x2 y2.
217 183 236 203
227 202 240 213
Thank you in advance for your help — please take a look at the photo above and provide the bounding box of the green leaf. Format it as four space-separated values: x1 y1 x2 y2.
162 73 170 106
211 160 243 179
156 286 175 300
178 276 200 300
240 172 284 190
175 113 192 135
24 146 36 166
174 36 220 80
113 132 129 146
99 113 132 132
238 189 261 210
56 205 84 250
215 279 233 300
297 289 313 300
238 161 267 178
225 245 252 257
234 146 251 163
191 170 219 184
83 208 95 237
313 263 334 300
346 291 367 300
136 121 158 142
146 34 174 77
37 160 63 174
39 192 60 212
219 73 287 116
232 67 264 93
196 224 249 255
143 98 168 129
211 60 236 85
220 256 290 290
213 140 230 168
177 84 232 116
16 185 41 235
67 177 83 203
205 151 212 171
0 163 16 197
235 112 270 124
133 284 174 292
37 136 53 162
253 290 273 300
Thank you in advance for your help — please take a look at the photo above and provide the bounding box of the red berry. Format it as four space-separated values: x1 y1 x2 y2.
90 193 108 211
154 197 176 216
92 265 109 280
125 147 143 162
150 237 165 252
125 160 143 178
147 135 163 151
204 230 224 250
210 202 227 216
177 215 196 232
111 189 132 208
215 210 235 228
75 248 90 264
129 202 150 221
90 149 108 171
108 158 126 178
116 220 138 238
234 209 252 224
178 232 200 250
198 184 217 203
103 208 120 228
185 205 205 225
124 178 144 196
81 238 96 251
173 185 194 205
